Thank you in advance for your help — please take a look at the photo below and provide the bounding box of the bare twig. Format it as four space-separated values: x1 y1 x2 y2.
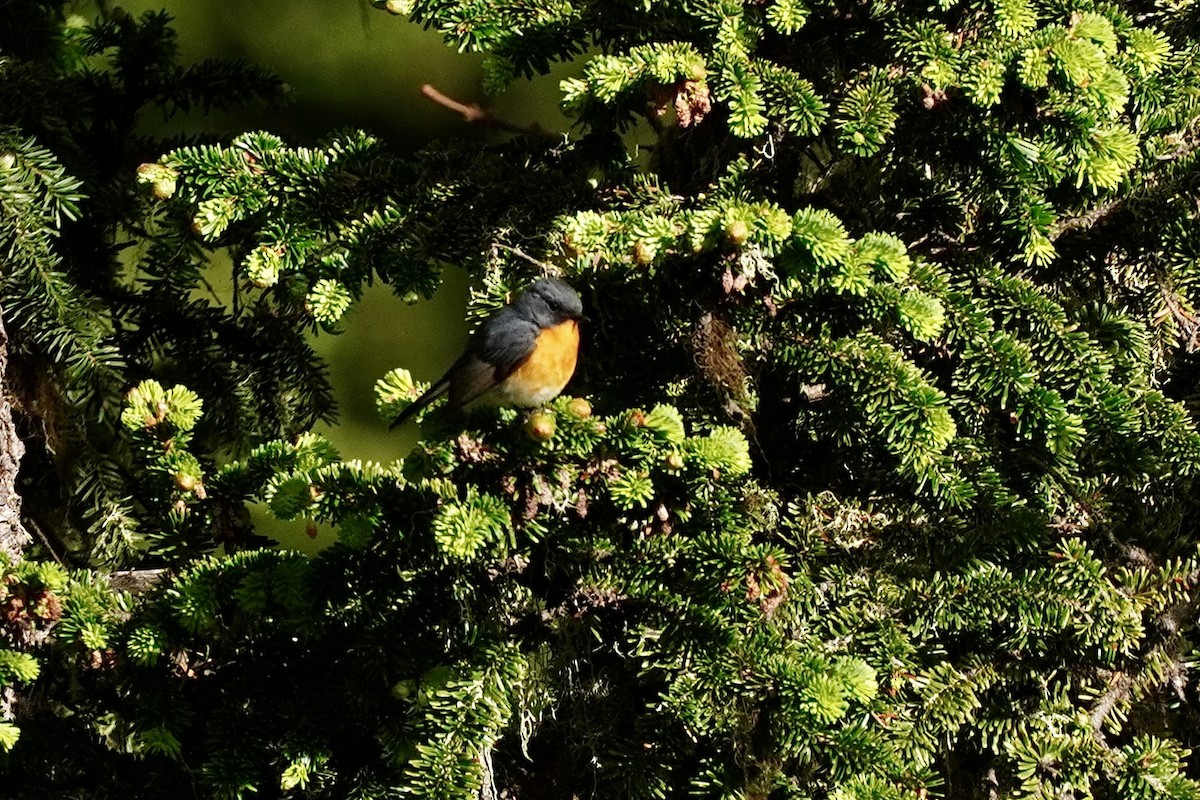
1089 670 1134 735
1052 135 1200 242
1154 134 1200 163
984 768 1000 800
490 242 560 274
1104 530 1156 568
1159 288 1200 351
24 517 64 566
420 84 549 136
1050 199 1123 241
109 568 169 594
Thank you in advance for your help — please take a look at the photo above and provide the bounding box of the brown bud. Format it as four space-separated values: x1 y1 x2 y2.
32 590 62 622
675 79 712 128
175 472 196 492
151 177 176 200
725 219 749 246
3 595 25 626
634 240 655 266
525 411 556 441
920 83 950 112
563 233 581 257
665 452 685 470
567 397 592 419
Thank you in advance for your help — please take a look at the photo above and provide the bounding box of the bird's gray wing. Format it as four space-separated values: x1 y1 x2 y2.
449 310 539 409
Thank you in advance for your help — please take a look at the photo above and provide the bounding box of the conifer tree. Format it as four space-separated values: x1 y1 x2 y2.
2 0 1200 798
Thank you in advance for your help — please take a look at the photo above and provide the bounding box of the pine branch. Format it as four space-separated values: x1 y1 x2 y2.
1088 670 1134 739
107 568 168 594
1049 199 1123 241
6 2 1200 796
1089 567 1200 739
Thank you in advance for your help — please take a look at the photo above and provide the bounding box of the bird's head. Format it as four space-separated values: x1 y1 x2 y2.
518 277 584 326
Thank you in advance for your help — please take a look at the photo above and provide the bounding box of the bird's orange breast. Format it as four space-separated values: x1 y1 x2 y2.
499 320 580 406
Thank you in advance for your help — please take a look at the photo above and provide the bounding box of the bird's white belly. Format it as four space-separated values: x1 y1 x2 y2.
492 378 570 407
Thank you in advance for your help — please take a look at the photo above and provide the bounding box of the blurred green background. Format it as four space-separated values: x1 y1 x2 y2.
114 0 575 549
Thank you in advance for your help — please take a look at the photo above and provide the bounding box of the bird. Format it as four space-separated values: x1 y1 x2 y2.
390 277 584 428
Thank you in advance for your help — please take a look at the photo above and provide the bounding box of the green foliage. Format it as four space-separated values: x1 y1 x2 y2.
0 553 129 752
0 650 40 685
376 367 431 424
4 0 1200 798
836 73 898 157
0 722 20 752
431 490 513 559
0 1 295 567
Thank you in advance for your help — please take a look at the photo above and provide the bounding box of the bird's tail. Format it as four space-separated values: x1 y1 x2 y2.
388 378 450 430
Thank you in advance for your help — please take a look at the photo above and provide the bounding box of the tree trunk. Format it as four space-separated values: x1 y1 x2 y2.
0 312 27 563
